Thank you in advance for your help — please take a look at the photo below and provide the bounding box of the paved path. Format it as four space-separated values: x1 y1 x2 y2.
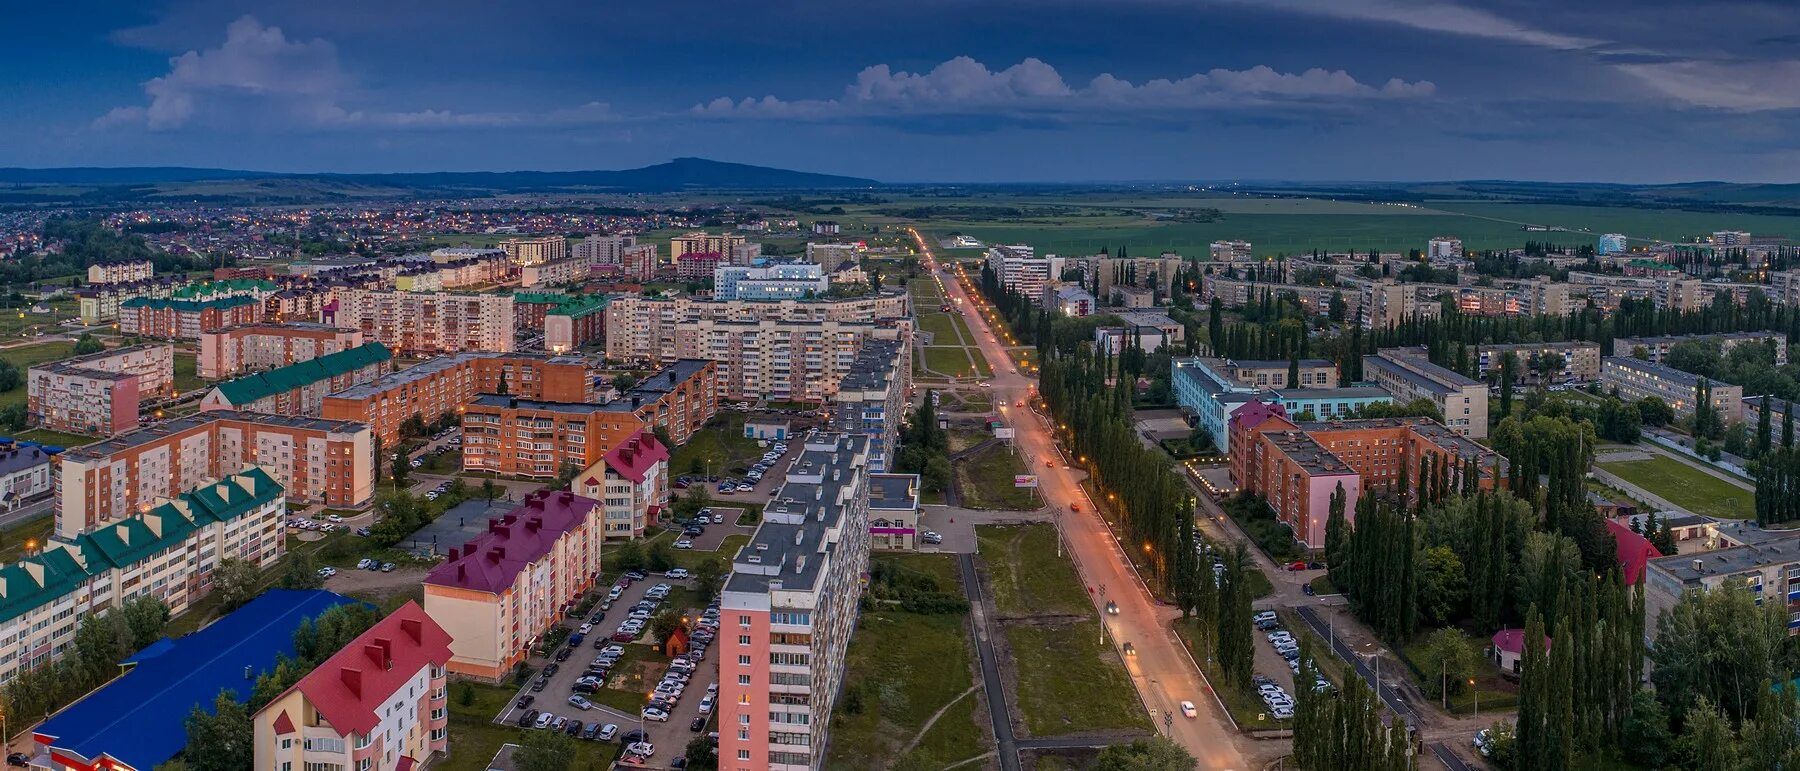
959 552 1022 771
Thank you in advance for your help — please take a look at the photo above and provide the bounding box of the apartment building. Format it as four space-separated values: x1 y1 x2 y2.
1210 240 1254 261
423 491 605 679
520 254 597 288
1051 286 1096 317
1230 407 1502 548
1362 348 1488 439
54 412 375 539
500 235 567 266
86 259 153 285
1601 357 1744 423
544 294 608 353
1172 358 1262 454
321 352 592 447
1567 271 1704 312
1220 357 1338 390
618 359 720 446
803 243 858 267
1428 237 1464 260
1645 526 1800 634
431 247 507 263
619 243 659 281
1202 276 1360 320
1503 278 1577 317
1768 270 1800 307
398 254 515 291
329 289 516 356
0 468 287 686
672 231 747 260
1264 387 1395 421
731 243 764 266
1475 341 1603 383
1613 331 1789 367
571 428 670 539
715 262 830 301
678 252 724 282
253 602 453 771
1359 281 1445 329
120 295 262 339
1082 253 1184 299
27 344 175 437
200 343 393 416
573 234 636 264
984 245 1064 303
75 277 185 324
720 434 873 771
460 396 646 479
197 323 365 379
826 338 910 473
511 292 568 332
265 287 332 324
0 446 52 510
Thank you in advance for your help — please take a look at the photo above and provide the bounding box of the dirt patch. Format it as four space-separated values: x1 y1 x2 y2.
607 658 668 691
325 566 429 597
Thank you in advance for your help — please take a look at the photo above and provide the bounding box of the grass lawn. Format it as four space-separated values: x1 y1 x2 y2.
171 350 207 395
946 427 991 454
922 346 978 377
957 445 1038 511
0 515 54 566
585 644 672 715
674 534 746 571
1006 621 1151 736
11 428 99 448
1173 619 1287 730
668 413 763 477
1397 628 1521 716
1600 454 1755 519
977 524 1091 617
0 342 75 409
828 603 987 770
437 681 617 770
917 312 961 342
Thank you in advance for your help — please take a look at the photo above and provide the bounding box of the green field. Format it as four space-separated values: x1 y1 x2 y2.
0 342 77 409
1599 454 1755 520
977 524 1089 617
667 413 764 476
921 346 979 377
1005 621 1152 737
957 445 1038 511
171 351 208 395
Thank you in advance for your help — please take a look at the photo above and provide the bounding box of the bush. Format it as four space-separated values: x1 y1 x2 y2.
1219 493 1303 561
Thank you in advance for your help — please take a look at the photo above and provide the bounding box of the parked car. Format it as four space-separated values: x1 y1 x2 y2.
641 708 670 722
533 712 555 729
598 723 619 742
713 512 725 524
516 694 535 709
317 567 337 578
666 568 690 580
380 562 395 572
567 695 593 710
921 531 943 545
581 722 601 740
1105 601 1119 615
516 709 539 728
674 539 694 549
690 715 707 731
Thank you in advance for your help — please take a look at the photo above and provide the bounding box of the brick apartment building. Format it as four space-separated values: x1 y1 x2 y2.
120 295 262 339
253 602 453 770
618 359 719 446
86 258 153 285
571 428 670 539
423 491 604 680
27 344 175 437
460 395 646 479
320 352 592 447
544 295 609 354
197 323 365 379
327 289 516 356
54 411 375 539
1229 405 1505 548
199 343 393 416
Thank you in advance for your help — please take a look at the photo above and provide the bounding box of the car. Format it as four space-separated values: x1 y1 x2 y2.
565 719 584 736
598 723 620 742
326 514 345 523
1180 700 1198 718
357 558 374 570
572 681 600 694
607 586 624 601
410 458 423 468
363 560 381 571
628 609 651 621
551 715 569 732
578 623 594 635
534 712 555 730
599 644 624 657
713 512 725 524
1070 503 1080 512
737 483 753 492
626 741 656 757
699 694 715 715
543 663 559 676
567 695 593 710
1105 601 1119 615
690 715 708 731
517 709 539 727
1045 459 1055 468
530 678 547 692
554 647 572 662
354 527 372 537
674 539 694 549
641 708 670 722
380 562 395 572
624 570 648 580
1122 642 1136 656
1271 704 1295 720
516 694 535 709
666 568 690 579
317 567 337 578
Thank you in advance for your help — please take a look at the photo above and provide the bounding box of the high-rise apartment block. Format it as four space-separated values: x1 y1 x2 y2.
1601 357 1744 423
1428 237 1464 260
573 234 636 264
27 344 174 437
714 262 830 301
984 245 1064 302
54 411 375 539
672 231 747 259
86 258 154 285
1475 342 1603 383
197 323 365 379
571 428 670 539
120 295 262 339
460 396 647 479
1613 331 1788 367
720 434 872 771
500 235 567 266
544 294 609 353
321 352 592 446
328 289 515 356
826 338 909 473
1362 348 1489 438
75 276 187 324
1598 233 1628 255
423 491 605 679
1210 240 1253 261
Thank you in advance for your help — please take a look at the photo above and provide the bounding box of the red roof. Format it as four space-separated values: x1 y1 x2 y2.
1606 518 1663 585
1232 399 1289 433
289 602 453 738
1491 628 1551 655
605 429 669 484
424 491 599 593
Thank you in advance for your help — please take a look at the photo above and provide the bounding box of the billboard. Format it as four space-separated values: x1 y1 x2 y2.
1014 475 1039 488
994 428 1015 439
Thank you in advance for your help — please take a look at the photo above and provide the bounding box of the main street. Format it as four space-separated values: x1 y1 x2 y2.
914 230 1248 769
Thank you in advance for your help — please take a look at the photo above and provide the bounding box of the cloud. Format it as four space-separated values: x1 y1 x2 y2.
695 56 1434 120
1218 0 1604 51
97 16 615 131
1617 60 1800 112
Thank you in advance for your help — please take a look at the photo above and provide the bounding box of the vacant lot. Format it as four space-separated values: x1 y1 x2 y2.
668 413 763 477
958 445 1038 512
976 524 1089 618
1005 621 1151 737
921 346 978 377
1600 454 1755 520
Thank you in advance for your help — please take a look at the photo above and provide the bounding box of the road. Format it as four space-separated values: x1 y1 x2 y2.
918 230 1247 770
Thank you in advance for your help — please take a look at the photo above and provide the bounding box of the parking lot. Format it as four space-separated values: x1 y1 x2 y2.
683 431 811 505
676 508 753 552
493 569 721 765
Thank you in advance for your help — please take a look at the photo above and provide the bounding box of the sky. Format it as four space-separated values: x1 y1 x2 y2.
2 0 1799 183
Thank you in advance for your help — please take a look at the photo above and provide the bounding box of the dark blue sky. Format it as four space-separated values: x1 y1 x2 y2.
3 0 1798 182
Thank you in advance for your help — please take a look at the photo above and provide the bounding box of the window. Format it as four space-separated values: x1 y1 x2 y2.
738 675 751 685
739 655 751 666
738 751 752 761
739 614 752 627
739 635 751 645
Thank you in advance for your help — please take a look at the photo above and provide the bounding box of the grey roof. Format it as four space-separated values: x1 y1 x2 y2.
1365 352 1479 394
1603 356 1710 387
62 411 367 460
835 338 904 392
1233 358 1335 370
1649 534 1800 585
469 394 609 414
0 446 51 477
1264 431 1355 476
725 434 870 596
869 473 919 511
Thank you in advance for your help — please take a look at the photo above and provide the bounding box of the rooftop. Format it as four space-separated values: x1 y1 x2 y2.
869 473 920 511
602 429 668 485
1603 356 1715 387
34 590 362 771
326 352 586 400
280 601 452 739
1265 431 1356 476
469 394 610 415
1270 387 1394 401
121 294 258 311
424 491 599 594
1367 349 1482 392
62 411 367 460
725 434 869 597
213 343 391 406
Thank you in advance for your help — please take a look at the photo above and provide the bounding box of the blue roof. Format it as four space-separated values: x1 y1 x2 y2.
36 589 361 771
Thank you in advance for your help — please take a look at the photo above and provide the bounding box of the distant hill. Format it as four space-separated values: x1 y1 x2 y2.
0 157 881 193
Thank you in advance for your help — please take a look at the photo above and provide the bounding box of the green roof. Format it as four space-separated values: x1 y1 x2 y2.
0 467 284 625
1625 259 1680 272
214 343 392 406
549 294 609 319
171 279 277 299
121 295 259 311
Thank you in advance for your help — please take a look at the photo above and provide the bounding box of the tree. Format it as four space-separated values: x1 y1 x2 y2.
1620 688 1672 769
693 557 727 601
613 540 647 573
683 736 719 770
1758 398 1774 456
1215 543 1255 687
1323 483 1348 585
1637 396 1674 427
649 609 685 646
1499 351 1517 418
182 689 253 771
0 361 19 394
1413 627 1477 700
647 539 676 572
120 597 170 649
1651 585 1788 724
1515 532 1579 625
1416 546 1467 627
211 558 262 612
391 452 411 490
72 332 104 355
1092 737 1196 770
279 549 324 590
553 460 581 489
513 726 579 771
481 478 500 503
1674 697 1739 771
613 373 638 392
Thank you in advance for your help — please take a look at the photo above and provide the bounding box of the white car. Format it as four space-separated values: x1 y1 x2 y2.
626 741 655 757
641 708 670 722
666 569 690 580
578 623 593 635
699 694 715 715
317 567 337 578
712 512 726 524
1180 700 1197 718
533 712 555 730
674 539 694 549
326 514 345 523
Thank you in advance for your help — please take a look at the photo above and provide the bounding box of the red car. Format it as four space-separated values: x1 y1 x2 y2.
1070 503 1081 513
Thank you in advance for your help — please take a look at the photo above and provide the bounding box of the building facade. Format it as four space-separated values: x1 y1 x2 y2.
329 289 516 356
500 236 567 266
571 429 669 539
1613 331 1788 367
1475 342 1603 383
76 277 186 324
984 245 1063 303
1362 348 1489 439
199 343 393 416
27 344 175 436
198 323 365 380
1601 356 1744 423
617 359 720 446
86 259 154 285
826 339 909 473
460 396 646 479
120 295 262 339
320 352 592 447
714 262 830 301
